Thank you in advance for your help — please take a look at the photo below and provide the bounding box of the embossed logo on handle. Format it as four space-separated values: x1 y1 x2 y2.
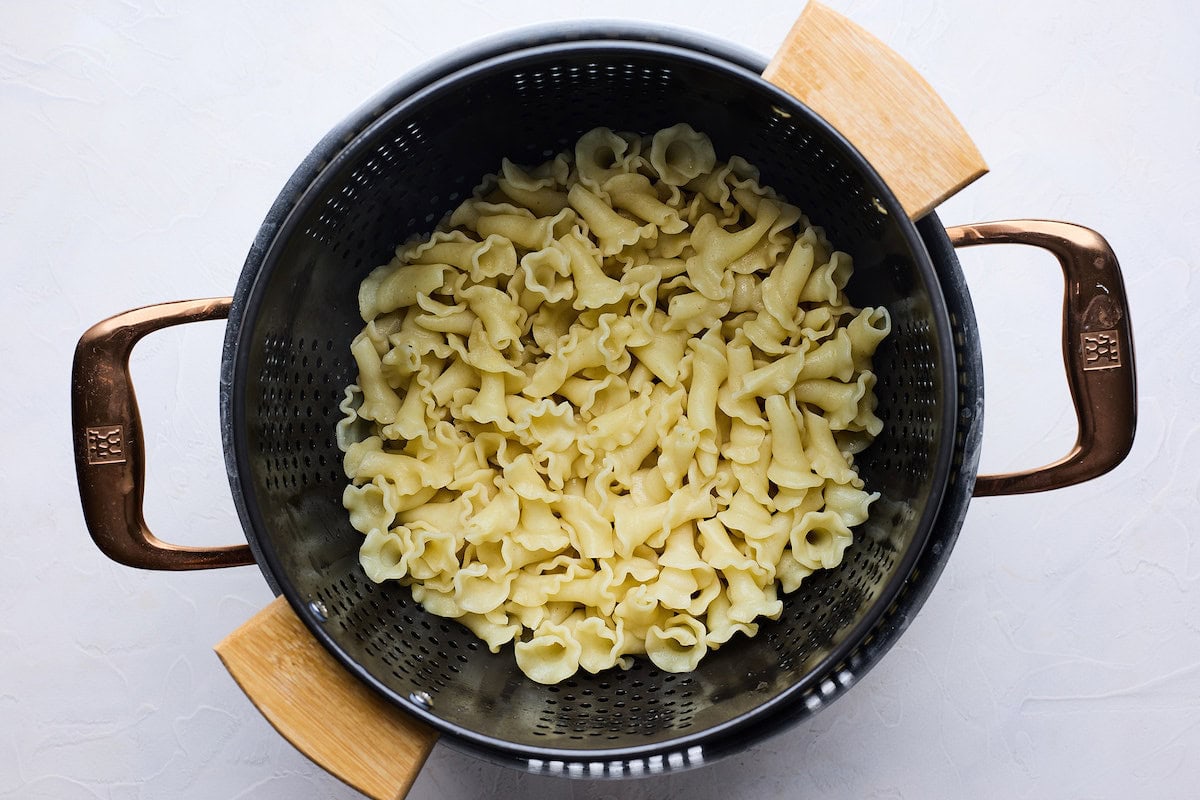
86 425 126 465
1081 330 1121 371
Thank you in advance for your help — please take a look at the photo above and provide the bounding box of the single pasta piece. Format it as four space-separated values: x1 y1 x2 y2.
340 125 889 684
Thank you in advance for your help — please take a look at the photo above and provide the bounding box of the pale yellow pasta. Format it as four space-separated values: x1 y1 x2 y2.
349 334 402 424
407 230 519 284
703 590 759 646
737 341 810 399
567 183 654 257
514 620 582 684
686 327 729 471
796 328 855 383
558 373 630 418
344 481 397 537
517 246 574 306
604 173 688 234
847 306 893 369
650 123 717 186
358 262 449 321
574 126 638 193
572 614 629 674
450 200 576 252
822 482 878 529
668 294 733 340
722 565 783 623
794 372 881 433
799 249 854 305
340 126 889 684
790 510 854 569
687 200 782 300
628 312 689 386
608 387 684 486
497 158 570 217
645 614 708 672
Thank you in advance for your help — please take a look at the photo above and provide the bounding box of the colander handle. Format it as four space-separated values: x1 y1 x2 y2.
72 297 255 569
216 596 439 800
947 220 1137 496
764 1 987 219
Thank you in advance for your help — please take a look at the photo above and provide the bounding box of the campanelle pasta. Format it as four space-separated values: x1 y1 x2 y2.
339 125 891 684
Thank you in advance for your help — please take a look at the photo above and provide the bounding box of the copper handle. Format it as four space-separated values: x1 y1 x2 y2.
72 298 255 569
947 220 1137 496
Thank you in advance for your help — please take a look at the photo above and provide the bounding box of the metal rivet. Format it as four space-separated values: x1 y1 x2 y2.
409 690 433 709
308 600 328 621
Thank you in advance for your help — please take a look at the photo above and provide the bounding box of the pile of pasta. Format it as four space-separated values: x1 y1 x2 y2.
338 124 891 684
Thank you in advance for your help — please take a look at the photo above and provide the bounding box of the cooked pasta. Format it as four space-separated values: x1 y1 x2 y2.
339 124 890 683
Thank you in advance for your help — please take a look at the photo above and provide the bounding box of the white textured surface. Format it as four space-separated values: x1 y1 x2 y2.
4 0 1198 797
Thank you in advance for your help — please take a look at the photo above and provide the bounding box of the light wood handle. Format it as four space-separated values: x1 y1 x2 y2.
764 2 987 219
216 596 439 800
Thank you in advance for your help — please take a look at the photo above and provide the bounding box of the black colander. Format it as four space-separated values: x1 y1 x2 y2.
74 20 1134 785
226 26 957 771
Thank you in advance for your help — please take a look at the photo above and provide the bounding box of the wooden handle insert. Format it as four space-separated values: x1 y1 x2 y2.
216 597 439 800
764 2 987 219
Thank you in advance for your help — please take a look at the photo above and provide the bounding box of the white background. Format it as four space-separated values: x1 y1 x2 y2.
4 1 1198 798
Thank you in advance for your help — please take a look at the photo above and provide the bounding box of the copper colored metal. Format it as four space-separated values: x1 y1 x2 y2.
949 220 1137 496
72 297 255 569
